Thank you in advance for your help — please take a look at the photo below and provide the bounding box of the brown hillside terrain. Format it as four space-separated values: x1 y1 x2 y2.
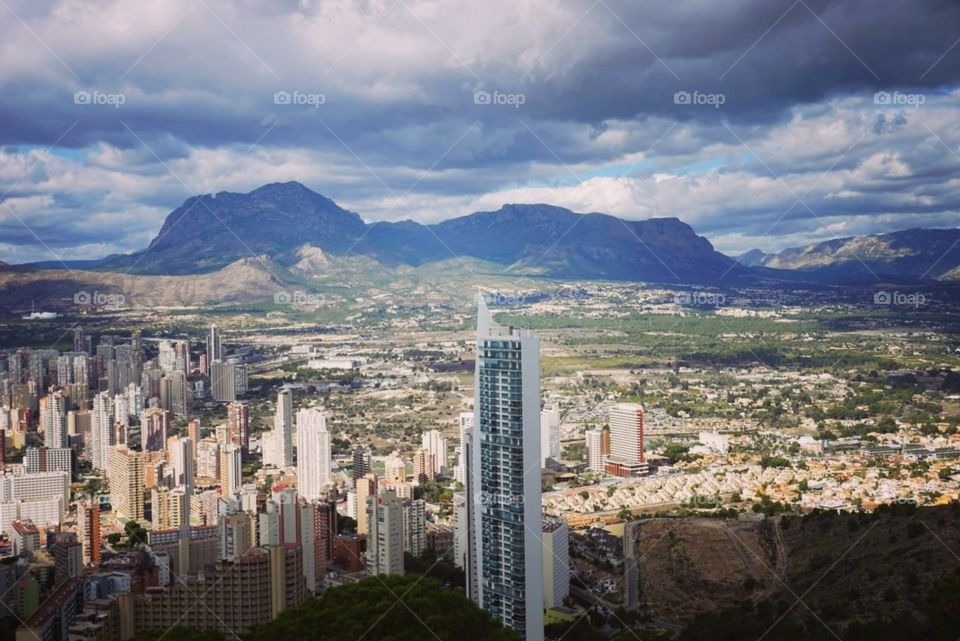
0 256 283 310
630 517 780 623
630 505 960 632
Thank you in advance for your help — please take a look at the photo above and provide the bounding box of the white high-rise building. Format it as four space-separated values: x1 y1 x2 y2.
366 490 404 576
168 436 194 488
542 516 570 608
540 403 560 467
264 389 294 468
208 324 223 362
219 444 242 496
585 427 606 473
24 447 72 475
126 382 142 418
296 407 331 501
454 412 474 484
607 403 647 477
470 294 543 641
91 391 113 472
158 340 177 372
42 390 67 449
420 429 447 477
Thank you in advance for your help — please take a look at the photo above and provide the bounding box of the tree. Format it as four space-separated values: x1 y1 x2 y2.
124 520 148 546
245 575 520 641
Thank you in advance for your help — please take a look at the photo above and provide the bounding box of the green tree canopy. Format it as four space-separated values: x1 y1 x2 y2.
246 575 520 641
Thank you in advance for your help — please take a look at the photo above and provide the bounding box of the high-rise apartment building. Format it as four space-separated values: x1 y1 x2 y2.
420 429 447 477
365 490 404 576
585 427 608 473
412 449 436 484
542 516 570 608
220 511 255 562
76 499 100 565
24 447 72 476
107 447 145 522
355 473 377 535
151 487 186 530
210 361 246 402
352 446 371 482
540 404 560 466
454 412 474 484
133 544 306 635
207 325 223 363
142 408 169 452
314 499 337 578
41 390 67 449
296 408 331 502
264 389 293 468
167 436 195 489
471 295 543 640
384 451 405 484
226 401 249 451
218 445 242 496
606 403 647 477
402 498 426 557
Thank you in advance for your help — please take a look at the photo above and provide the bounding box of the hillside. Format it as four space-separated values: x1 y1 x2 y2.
0 256 284 311
639 505 960 641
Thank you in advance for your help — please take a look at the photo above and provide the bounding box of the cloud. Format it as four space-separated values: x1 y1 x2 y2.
1 0 959 262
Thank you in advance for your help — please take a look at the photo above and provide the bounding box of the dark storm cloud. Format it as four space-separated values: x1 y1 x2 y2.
0 0 959 260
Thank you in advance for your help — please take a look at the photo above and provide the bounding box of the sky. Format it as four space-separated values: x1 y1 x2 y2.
1 0 960 264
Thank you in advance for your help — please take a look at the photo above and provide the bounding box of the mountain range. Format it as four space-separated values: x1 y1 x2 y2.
87 181 741 283
737 229 960 283
5 181 959 311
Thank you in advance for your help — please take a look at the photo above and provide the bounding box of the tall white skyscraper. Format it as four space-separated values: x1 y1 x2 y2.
542 516 570 608
454 412 474 484
264 389 294 468
366 490 404 576
606 403 648 477
42 390 67 449
540 403 560 467
471 294 543 641
296 407 331 501
91 391 113 471
207 324 223 362
420 429 447 477
219 444 242 496
168 436 195 488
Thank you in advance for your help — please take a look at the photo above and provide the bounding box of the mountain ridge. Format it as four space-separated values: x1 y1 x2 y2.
15 181 960 285
90 182 745 284
737 228 960 283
